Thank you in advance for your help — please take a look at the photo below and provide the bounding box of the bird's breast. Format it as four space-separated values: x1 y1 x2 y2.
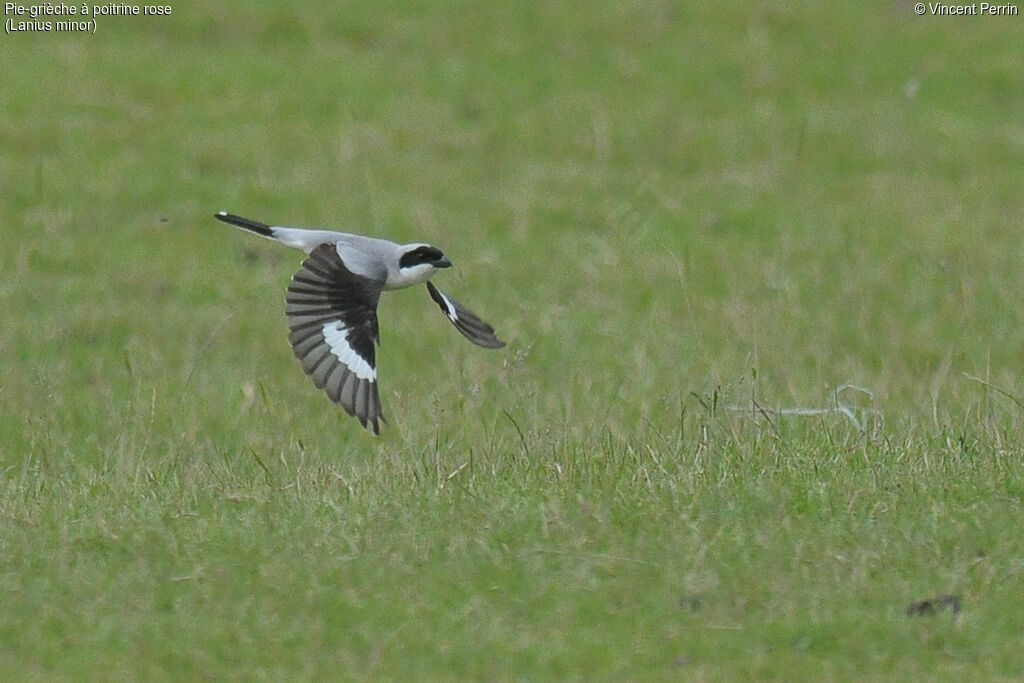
385 263 439 290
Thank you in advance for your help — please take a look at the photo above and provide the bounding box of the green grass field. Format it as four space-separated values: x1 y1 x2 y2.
3 1 1024 678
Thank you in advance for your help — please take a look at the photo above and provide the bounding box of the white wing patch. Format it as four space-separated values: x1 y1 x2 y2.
435 288 459 323
322 321 376 381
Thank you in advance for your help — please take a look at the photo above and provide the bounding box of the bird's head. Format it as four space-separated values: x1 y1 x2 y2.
391 243 452 288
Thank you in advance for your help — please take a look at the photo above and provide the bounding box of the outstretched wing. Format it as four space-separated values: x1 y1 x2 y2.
286 244 386 433
426 281 505 349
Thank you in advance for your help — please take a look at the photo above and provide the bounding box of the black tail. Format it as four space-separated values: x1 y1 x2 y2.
215 211 274 238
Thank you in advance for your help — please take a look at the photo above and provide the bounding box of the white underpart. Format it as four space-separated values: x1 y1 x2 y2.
436 289 459 322
387 262 438 290
322 322 376 381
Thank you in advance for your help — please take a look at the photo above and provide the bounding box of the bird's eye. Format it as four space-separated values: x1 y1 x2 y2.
399 246 445 268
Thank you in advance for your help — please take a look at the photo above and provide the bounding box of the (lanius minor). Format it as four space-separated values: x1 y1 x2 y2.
215 211 505 434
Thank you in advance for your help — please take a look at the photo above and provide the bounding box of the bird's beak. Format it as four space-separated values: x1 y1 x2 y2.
436 256 452 268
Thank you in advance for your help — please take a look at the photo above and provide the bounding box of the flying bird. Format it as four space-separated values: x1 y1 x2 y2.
215 211 505 434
